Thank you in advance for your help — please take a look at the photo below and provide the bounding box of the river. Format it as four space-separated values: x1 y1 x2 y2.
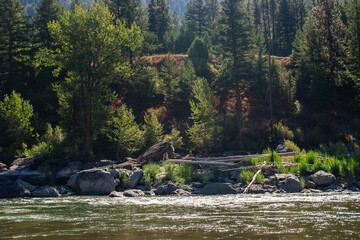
1 192 360 239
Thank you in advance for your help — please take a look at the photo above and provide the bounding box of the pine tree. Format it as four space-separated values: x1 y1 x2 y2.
0 0 30 93
345 0 360 79
277 0 296 56
34 0 63 49
185 0 208 37
218 0 252 111
159 55 181 107
148 0 171 49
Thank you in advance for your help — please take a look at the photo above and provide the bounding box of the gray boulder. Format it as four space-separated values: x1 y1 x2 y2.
199 182 237 195
18 170 47 186
126 168 143 189
108 191 124 197
56 162 83 179
310 171 336 187
0 180 31 198
0 170 19 181
123 189 145 197
275 174 302 193
0 162 8 172
16 179 36 192
175 189 191 196
155 182 178 195
32 186 61 197
276 144 293 153
9 157 41 171
67 168 116 195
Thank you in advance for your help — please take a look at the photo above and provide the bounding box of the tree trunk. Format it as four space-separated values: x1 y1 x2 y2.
83 92 92 158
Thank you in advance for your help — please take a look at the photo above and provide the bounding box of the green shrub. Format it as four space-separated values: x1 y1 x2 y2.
320 141 348 156
329 158 342 176
239 169 264 184
300 177 306 188
306 151 317 164
163 162 176 181
273 122 294 141
143 162 162 187
290 165 299 174
299 158 310 175
294 154 305 163
118 171 129 188
23 124 65 159
173 164 198 184
163 128 184 151
284 140 300 152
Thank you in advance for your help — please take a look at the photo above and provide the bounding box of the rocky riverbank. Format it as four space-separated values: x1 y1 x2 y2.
0 154 359 199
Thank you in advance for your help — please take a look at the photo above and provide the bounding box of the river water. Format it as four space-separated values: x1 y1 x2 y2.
1 192 360 239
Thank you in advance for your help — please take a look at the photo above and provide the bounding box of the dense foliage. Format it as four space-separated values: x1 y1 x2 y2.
0 0 359 166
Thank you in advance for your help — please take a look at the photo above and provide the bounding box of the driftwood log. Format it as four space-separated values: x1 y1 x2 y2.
243 161 267 193
166 159 236 167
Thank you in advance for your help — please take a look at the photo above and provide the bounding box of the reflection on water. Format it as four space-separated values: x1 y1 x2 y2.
1 192 360 239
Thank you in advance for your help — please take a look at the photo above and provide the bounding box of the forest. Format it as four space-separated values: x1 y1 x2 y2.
0 0 359 161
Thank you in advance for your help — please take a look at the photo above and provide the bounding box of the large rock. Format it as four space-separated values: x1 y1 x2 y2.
16 179 36 192
67 168 116 195
310 171 336 187
275 174 302 193
0 170 19 181
9 157 41 171
32 186 61 197
126 168 143 189
154 182 178 195
199 182 237 195
18 170 48 186
137 141 175 164
56 162 83 179
123 189 145 197
108 191 124 197
276 144 293 153
0 180 31 198
0 162 8 172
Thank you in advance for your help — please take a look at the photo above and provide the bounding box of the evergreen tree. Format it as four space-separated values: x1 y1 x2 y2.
148 0 171 50
143 110 164 148
188 78 222 153
276 0 296 56
218 0 252 111
34 0 63 49
185 0 208 37
187 37 210 78
0 0 30 94
159 55 181 107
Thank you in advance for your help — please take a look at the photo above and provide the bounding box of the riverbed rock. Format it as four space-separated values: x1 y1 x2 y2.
137 140 175 164
32 186 61 197
275 174 302 193
310 171 336 187
155 181 178 195
9 157 41 171
18 170 47 186
126 168 143 189
247 184 267 194
108 191 124 198
0 170 19 181
175 189 191 196
0 180 31 198
123 189 145 197
304 179 316 189
16 179 36 192
56 162 83 179
199 182 237 195
0 162 8 172
276 144 293 153
67 168 116 195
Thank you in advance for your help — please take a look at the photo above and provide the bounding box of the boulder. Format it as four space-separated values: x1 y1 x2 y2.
9 157 41 171
123 189 145 197
310 171 336 187
126 168 143 189
32 186 61 197
247 184 267 194
199 182 237 195
137 140 175 164
67 168 116 195
108 191 124 197
175 189 191 196
18 170 47 186
275 174 302 193
97 160 115 167
275 144 293 153
0 180 31 198
154 182 178 195
0 162 8 172
16 179 36 192
56 162 83 179
304 179 316 189
0 170 19 181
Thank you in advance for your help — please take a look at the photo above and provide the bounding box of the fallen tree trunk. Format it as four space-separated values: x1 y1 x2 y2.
192 152 297 162
166 159 236 167
243 161 267 194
